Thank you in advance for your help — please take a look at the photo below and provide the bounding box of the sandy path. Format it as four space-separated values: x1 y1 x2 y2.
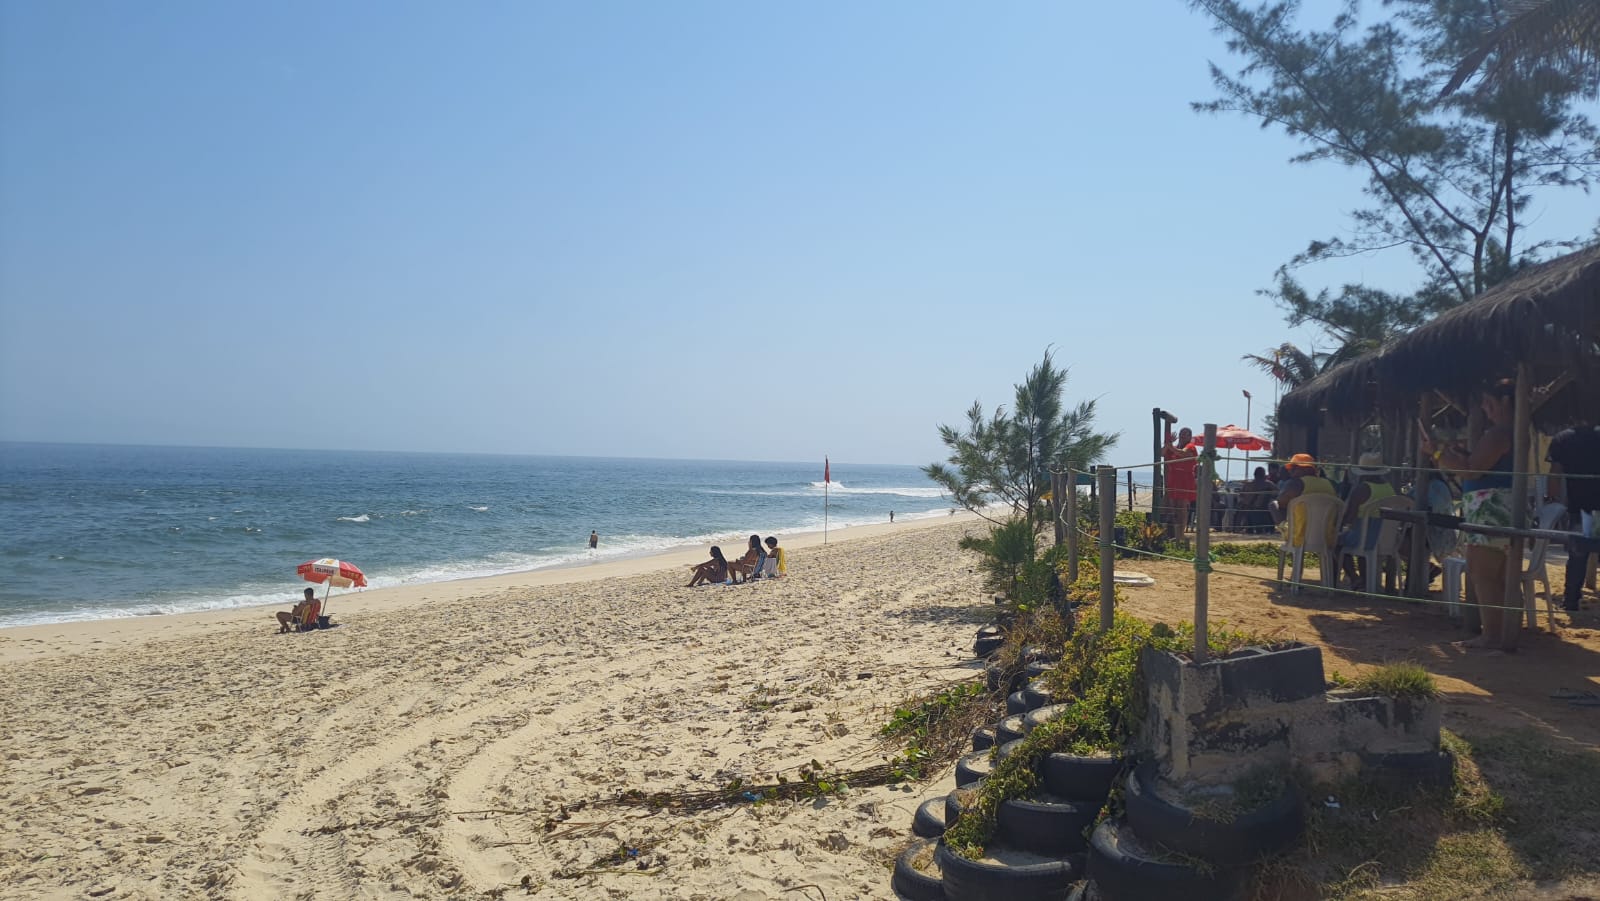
0 521 991 901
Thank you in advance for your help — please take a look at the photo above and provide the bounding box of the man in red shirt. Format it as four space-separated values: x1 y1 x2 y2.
1163 425 1198 535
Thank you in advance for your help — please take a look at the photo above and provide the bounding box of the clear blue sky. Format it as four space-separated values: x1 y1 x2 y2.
2 1 1594 467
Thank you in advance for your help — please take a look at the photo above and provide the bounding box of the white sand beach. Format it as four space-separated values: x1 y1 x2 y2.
0 516 993 900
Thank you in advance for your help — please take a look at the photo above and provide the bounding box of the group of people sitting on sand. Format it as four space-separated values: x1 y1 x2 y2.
688 534 786 586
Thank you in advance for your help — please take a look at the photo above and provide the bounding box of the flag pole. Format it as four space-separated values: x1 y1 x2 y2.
824 456 830 545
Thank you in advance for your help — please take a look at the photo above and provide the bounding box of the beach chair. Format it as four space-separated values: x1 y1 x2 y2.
1276 494 1343 592
295 598 323 631
1523 502 1566 631
1339 496 1414 595
1442 502 1566 626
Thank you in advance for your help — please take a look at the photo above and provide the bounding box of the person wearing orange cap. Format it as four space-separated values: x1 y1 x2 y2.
1270 453 1336 527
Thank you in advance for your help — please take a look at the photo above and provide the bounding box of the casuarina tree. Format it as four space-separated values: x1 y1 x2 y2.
924 350 1117 529
1191 0 1600 345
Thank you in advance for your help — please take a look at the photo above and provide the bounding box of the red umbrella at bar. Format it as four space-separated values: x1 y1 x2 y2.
296 558 367 615
1187 425 1272 452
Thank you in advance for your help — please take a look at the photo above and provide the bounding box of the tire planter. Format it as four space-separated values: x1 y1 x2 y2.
994 739 1025 763
1022 680 1056 711
1122 766 1303 867
996 714 1028 745
892 838 948 901
1007 691 1030 715
985 664 1006 693
936 840 1081 901
946 784 981 828
1023 703 1070 734
1021 644 1061 664
913 796 948 838
985 663 1028 694
1024 660 1054 680
975 635 1006 658
996 792 1098 856
1086 820 1241 901
1363 749 1455 788
1041 753 1125 805
971 726 996 752
955 751 994 788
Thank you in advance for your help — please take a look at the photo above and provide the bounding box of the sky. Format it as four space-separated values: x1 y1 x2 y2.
2 1 1596 469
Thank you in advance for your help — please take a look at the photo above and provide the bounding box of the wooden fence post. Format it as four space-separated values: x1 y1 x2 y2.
1506 364 1532 639
1194 424 1217 663
1066 469 1080 585
1098 466 1117 632
1052 471 1066 547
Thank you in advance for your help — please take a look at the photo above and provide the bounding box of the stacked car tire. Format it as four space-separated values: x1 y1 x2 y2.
893 624 1306 901
892 626 1118 900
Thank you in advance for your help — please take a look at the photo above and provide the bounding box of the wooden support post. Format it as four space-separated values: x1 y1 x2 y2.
1407 397 1432 599
1505 364 1532 643
1098 466 1117 632
1127 471 1134 511
1066 469 1080 585
1051 471 1066 547
1194 424 1217 662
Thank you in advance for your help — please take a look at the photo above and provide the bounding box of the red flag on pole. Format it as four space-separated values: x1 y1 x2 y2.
825 457 830 484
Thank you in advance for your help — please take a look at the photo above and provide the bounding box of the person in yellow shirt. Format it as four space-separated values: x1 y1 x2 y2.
1270 453 1336 525
762 536 786 578
1337 453 1397 589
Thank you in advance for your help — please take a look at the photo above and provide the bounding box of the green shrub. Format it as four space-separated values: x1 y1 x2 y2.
1351 663 1439 700
960 517 1037 594
942 605 1271 860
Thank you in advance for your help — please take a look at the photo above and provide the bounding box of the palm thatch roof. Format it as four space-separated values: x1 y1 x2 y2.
1277 357 1377 426
1278 242 1600 429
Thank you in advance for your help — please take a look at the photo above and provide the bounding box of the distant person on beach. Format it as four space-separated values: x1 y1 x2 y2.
588 530 598 549
890 511 895 523
688 546 728 586
276 588 320 633
762 536 786 578
1162 425 1197 534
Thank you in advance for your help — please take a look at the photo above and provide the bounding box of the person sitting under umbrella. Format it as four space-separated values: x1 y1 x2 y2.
276 587 321 633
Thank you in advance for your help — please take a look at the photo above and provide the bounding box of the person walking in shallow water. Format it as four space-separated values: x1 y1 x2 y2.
588 530 598 550
889 511 894 523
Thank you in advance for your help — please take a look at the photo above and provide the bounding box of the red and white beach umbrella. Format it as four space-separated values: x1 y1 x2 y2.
296 558 367 611
1187 425 1272 452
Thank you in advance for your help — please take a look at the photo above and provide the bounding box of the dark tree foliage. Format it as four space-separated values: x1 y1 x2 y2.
924 350 1117 528
1192 0 1600 350
1444 0 1600 97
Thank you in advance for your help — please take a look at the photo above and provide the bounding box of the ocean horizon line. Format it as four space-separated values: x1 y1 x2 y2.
0 439 929 470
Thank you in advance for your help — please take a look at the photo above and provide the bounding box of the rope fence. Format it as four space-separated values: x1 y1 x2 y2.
1082 456 1600 482
1074 526 1537 616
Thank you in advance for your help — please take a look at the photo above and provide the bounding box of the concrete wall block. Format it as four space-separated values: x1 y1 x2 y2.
1218 643 1326 705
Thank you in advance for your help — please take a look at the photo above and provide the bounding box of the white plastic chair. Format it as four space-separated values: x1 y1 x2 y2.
1341 496 1415 595
1442 502 1565 626
1443 555 1468 616
1523 502 1566 631
1276 494 1344 592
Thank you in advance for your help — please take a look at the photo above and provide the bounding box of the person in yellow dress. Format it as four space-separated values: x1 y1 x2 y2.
762 536 786 578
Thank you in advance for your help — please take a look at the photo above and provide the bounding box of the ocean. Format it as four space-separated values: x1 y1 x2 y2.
0 443 950 628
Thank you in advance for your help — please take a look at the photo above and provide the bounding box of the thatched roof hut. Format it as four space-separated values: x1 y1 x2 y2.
1278 243 1600 431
